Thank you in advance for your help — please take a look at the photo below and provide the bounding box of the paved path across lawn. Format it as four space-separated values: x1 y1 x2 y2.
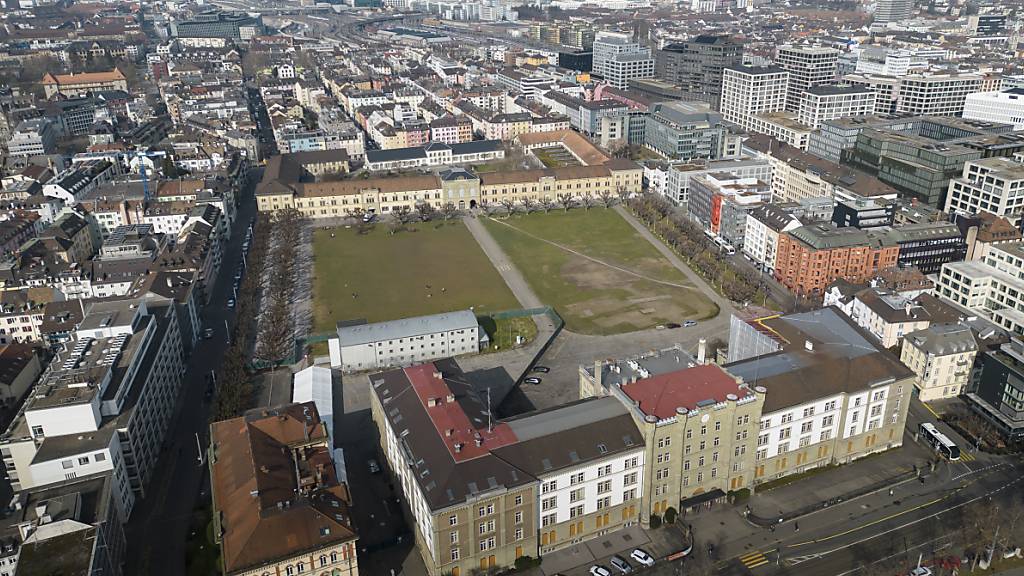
483 215 700 291
614 204 736 316
463 214 543 309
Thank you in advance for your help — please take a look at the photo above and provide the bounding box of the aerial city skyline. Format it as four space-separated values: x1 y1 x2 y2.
0 0 1020 575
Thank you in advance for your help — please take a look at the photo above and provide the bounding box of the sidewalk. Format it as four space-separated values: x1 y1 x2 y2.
746 447 922 526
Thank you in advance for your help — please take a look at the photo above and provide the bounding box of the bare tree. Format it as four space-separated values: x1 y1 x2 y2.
386 217 402 235
440 202 458 221
415 202 436 222
579 193 596 210
556 193 575 211
598 189 615 208
499 198 516 217
345 207 365 222
538 197 556 213
392 205 414 226
522 198 538 214
478 200 492 215
616 185 630 204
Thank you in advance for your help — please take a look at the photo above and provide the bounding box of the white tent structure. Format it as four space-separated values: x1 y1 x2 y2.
293 366 346 483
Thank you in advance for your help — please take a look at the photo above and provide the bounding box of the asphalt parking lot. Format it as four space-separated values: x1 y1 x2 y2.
496 316 732 416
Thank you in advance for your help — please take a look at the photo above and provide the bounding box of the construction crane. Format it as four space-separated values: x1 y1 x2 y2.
130 149 167 203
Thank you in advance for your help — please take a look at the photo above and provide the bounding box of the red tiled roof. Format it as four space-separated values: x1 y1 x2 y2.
404 364 517 462
621 364 744 420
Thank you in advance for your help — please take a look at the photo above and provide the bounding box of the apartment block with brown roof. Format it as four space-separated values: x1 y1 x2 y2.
774 223 899 296
209 402 359 576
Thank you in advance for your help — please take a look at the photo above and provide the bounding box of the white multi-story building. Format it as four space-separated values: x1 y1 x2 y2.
659 158 771 206
0 299 186 520
829 287 935 349
592 32 643 78
328 310 482 372
775 45 840 113
901 324 977 402
721 66 789 134
743 203 802 274
6 119 57 158
944 157 1024 226
937 242 1024 336
748 112 813 150
843 72 984 116
602 52 655 90
897 74 984 117
797 85 877 129
963 89 1024 130
727 308 915 481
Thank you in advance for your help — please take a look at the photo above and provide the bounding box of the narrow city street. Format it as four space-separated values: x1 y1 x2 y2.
124 169 261 576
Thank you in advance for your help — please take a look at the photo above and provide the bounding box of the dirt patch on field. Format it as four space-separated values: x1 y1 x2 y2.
559 257 710 332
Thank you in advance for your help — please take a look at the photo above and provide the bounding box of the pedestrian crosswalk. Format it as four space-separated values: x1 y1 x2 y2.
960 451 977 462
739 551 769 569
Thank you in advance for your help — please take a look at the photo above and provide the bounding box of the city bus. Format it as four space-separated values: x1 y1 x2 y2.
919 422 961 461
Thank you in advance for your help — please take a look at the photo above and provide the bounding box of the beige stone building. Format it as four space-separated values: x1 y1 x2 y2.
579 350 765 519
370 360 645 576
901 324 978 402
256 156 643 219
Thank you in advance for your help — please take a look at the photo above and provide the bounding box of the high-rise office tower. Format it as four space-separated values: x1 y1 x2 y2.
720 65 790 130
592 31 655 89
875 0 914 23
655 35 744 109
775 45 840 113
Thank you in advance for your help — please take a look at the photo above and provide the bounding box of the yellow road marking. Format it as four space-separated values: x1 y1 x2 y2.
739 551 769 569
922 402 940 418
788 495 948 548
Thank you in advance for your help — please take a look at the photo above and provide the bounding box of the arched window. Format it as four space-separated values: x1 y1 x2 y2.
297 562 305 573
286 567 294 576
320 555 328 567
330 552 338 563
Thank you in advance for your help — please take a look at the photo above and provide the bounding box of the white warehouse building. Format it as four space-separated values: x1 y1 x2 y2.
328 309 484 373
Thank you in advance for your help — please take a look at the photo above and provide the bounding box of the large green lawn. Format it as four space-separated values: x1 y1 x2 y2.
312 222 520 333
482 210 718 335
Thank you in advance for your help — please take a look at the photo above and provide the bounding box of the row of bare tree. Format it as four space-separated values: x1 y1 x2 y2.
211 214 273 422
628 194 765 304
256 208 303 364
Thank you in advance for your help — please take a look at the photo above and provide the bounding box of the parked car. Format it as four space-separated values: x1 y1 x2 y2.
367 459 381 474
665 323 681 329
203 328 214 339
683 320 698 327
589 566 611 576
630 549 655 567
524 377 542 385
610 556 632 574
227 298 235 308
532 366 550 373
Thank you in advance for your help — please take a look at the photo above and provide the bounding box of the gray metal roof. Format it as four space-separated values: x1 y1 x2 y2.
337 309 478 347
905 324 977 355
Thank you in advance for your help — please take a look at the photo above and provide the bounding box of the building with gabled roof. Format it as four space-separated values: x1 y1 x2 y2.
371 358 644 576
41 70 128 99
209 402 358 576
